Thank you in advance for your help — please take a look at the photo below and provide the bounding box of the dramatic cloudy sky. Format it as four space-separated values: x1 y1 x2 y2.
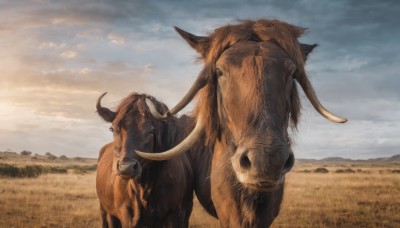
0 0 398 159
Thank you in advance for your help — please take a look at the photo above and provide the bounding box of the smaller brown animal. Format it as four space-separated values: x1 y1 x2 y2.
96 92 193 228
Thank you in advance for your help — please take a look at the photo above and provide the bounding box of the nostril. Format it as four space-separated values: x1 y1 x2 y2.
239 153 251 170
132 161 138 169
283 153 294 173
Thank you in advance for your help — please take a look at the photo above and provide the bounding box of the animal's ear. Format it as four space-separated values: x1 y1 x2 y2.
174 26 210 58
300 43 318 61
96 92 117 123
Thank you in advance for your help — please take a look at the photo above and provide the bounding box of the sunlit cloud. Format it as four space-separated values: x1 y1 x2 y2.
107 33 125 45
60 50 78 59
0 0 398 159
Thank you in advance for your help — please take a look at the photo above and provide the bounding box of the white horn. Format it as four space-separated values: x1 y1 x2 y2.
135 116 204 160
296 77 347 123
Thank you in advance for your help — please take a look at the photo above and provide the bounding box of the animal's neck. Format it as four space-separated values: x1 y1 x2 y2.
130 161 165 202
174 115 196 143
211 134 285 227
155 117 187 152
237 186 285 227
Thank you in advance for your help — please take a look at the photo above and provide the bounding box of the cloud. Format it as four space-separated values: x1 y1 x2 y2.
107 33 125 45
1 62 152 118
0 0 399 158
60 50 78 59
295 114 400 159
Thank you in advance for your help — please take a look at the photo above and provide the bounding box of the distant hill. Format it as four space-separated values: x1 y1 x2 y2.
297 154 400 164
0 151 97 166
366 154 400 163
1 151 399 165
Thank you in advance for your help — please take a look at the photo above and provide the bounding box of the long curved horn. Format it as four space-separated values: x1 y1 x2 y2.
147 68 208 119
135 116 204 160
96 92 117 122
296 77 347 123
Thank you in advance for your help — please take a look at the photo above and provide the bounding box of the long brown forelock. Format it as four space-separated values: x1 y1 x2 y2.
244 48 273 111
113 93 161 130
204 20 258 64
252 19 306 129
113 94 139 131
195 19 305 142
196 22 261 143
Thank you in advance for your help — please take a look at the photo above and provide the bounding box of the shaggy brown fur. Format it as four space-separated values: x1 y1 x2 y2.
190 19 308 143
173 19 318 227
96 93 195 228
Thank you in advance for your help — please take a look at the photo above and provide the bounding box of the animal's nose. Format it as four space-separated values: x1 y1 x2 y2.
239 150 252 170
232 146 254 173
117 159 142 177
232 145 294 177
282 152 294 174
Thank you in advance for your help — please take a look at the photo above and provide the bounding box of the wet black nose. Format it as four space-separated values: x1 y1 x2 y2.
117 159 142 177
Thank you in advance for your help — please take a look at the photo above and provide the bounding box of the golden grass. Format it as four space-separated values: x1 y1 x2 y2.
273 164 400 228
0 173 100 227
189 198 219 228
0 164 399 227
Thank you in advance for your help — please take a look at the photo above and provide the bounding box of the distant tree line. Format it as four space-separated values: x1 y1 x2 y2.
0 163 97 178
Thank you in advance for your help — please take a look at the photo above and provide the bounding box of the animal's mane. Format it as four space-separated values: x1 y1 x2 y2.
195 19 306 142
114 93 169 130
113 93 186 153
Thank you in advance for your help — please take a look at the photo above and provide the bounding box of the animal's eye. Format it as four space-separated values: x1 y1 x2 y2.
149 129 155 135
109 126 114 132
216 68 224 78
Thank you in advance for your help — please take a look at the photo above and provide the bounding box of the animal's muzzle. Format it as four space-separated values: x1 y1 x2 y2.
117 159 142 177
231 144 294 191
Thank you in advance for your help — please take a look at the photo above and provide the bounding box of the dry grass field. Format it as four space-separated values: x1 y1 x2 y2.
273 163 400 227
0 153 399 228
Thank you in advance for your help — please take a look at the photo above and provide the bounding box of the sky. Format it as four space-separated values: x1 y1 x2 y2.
0 0 399 159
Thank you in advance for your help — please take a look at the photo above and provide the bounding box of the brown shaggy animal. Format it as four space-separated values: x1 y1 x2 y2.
96 93 195 228
139 19 347 227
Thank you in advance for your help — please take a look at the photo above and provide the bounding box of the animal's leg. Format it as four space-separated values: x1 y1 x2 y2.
100 204 109 228
107 214 122 228
163 210 188 228
119 207 133 228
